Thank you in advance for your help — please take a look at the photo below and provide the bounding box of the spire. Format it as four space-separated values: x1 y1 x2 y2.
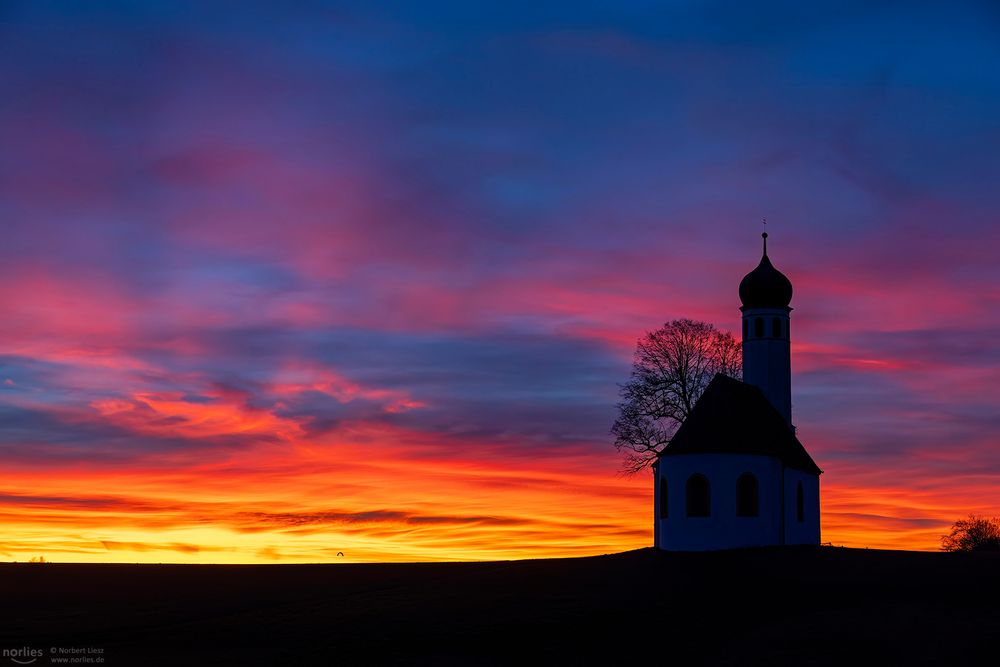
739 232 792 309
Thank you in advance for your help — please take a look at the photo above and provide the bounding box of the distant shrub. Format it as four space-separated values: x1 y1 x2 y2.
28 556 47 563
941 515 1000 552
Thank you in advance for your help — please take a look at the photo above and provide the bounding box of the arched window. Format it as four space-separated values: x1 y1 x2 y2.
686 474 710 517
659 477 669 518
736 473 759 517
772 318 782 338
754 318 764 338
796 482 805 522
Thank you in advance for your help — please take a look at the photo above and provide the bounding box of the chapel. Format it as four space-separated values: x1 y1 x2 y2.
653 233 822 550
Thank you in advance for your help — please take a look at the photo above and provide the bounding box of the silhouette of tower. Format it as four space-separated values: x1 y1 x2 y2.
739 233 793 428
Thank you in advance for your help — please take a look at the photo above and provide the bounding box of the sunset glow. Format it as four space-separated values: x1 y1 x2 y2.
1 2 998 562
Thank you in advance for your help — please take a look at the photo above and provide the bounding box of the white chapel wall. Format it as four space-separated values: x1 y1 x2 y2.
658 453 784 551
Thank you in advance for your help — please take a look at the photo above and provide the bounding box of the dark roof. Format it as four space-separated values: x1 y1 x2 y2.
657 374 822 475
739 233 793 309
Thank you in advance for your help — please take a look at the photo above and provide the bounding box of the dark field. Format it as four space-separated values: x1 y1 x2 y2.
1 547 997 666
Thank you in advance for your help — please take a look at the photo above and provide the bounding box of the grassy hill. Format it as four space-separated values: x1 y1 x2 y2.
1 546 997 665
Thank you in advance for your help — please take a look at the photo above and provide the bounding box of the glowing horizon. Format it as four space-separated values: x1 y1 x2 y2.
1 2 998 562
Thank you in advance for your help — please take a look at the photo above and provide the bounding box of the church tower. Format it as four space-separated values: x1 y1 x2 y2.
738 233 793 428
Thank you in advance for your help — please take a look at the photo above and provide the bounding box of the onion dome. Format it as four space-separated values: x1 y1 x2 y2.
739 233 793 309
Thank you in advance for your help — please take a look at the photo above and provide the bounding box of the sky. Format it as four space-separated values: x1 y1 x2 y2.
0 0 998 562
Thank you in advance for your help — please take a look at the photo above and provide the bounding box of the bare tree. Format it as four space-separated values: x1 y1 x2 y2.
941 514 1000 552
612 319 741 474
